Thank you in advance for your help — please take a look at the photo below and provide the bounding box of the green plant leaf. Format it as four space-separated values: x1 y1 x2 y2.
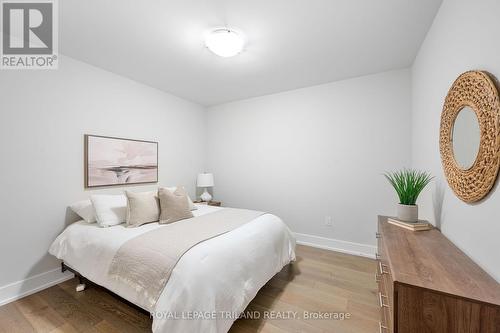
383 169 433 205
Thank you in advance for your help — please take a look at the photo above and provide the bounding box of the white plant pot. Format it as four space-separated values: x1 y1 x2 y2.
396 204 418 222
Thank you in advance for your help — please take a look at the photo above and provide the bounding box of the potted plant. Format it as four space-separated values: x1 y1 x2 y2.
384 169 433 222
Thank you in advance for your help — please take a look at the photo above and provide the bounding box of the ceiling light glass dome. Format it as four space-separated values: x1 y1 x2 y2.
205 28 244 57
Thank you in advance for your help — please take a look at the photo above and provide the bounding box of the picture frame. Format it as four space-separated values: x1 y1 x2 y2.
84 134 158 188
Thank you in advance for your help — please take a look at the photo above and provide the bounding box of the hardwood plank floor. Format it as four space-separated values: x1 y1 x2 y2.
0 245 379 333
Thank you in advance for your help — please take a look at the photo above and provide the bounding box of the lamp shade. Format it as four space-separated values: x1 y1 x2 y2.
197 173 214 187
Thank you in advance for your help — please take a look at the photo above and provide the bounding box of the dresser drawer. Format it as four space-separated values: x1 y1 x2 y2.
381 273 394 332
380 262 394 308
376 232 394 304
376 231 394 333
377 263 393 331
379 306 392 333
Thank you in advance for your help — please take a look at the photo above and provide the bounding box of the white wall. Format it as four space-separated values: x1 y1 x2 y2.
206 69 412 252
0 56 206 292
412 0 500 281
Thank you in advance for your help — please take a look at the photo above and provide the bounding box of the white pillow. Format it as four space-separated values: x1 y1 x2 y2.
90 194 127 227
69 200 96 223
165 187 197 211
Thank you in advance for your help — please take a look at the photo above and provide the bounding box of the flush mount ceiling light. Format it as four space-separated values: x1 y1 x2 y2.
205 28 244 57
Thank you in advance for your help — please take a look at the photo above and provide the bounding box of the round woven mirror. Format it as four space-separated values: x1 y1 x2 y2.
440 71 500 203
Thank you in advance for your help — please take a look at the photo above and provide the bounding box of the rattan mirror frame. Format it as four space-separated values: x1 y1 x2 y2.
440 71 500 203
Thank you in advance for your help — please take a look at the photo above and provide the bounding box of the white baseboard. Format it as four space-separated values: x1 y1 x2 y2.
0 268 74 307
293 232 376 259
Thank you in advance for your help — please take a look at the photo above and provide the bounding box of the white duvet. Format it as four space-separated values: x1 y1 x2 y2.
49 205 296 333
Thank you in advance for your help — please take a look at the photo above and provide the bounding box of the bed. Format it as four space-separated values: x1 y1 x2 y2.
49 204 296 333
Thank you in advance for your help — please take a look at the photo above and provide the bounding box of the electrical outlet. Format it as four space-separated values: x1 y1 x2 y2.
325 216 333 227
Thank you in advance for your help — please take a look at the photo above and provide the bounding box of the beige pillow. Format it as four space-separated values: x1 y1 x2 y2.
125 191 160 227
164 186 197 211
159 186 194 224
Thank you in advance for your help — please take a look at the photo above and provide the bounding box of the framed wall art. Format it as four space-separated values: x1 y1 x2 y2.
85 134 158 188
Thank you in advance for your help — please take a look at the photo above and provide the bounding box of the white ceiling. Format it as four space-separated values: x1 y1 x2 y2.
60 0 442 106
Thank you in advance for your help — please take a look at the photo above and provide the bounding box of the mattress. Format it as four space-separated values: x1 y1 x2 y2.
49 204 296 333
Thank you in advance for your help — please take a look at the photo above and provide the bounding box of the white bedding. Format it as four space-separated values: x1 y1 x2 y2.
49 204 296 333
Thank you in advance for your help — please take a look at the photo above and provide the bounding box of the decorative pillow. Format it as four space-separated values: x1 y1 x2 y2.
165 186 197 211
125 191 160 227
69 199 96 223
159 186 194 224
90 194 127 227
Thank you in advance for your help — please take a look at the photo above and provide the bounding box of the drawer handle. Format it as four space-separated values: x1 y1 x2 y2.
376 232 381 239
378 292 390 308
378 261 389 275
379 322 388 333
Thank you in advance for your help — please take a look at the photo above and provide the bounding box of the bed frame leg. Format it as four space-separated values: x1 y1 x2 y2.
61 262 87 292
76 275 86 292
76 283 86 292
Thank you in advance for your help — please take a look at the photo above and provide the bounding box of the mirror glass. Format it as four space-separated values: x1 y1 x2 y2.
452 106 480 169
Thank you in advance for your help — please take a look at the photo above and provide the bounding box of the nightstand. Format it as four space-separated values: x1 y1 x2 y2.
194 200 221 207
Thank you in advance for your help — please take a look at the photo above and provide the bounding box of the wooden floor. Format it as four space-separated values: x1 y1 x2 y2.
0 245 379 333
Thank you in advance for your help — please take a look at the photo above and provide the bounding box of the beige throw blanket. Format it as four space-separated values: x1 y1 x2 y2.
108 208 265 309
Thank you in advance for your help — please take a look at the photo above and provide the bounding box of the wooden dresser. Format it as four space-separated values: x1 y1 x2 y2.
377 216 500 333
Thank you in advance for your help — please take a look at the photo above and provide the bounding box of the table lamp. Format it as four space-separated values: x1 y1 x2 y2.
197 173 214 202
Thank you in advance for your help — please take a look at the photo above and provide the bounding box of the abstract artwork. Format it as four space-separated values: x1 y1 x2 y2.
85 135 158 187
